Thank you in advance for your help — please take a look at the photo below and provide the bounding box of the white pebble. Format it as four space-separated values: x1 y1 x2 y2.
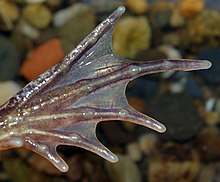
0 81 22 106
53 3 90 28
126 142 142 162
139 134 158 154
158 44 182 59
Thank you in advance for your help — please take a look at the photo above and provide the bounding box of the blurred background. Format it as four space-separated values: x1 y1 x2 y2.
0 0 220 181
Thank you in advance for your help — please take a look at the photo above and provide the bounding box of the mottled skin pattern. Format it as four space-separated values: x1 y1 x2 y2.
0 6 211 172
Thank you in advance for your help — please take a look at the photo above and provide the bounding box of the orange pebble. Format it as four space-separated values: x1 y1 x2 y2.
178 0 204 18
20 38 64 81
128 96 146 113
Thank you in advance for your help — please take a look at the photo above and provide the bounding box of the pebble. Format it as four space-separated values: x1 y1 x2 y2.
169 81 184 94
53 3 92 28
0 81 21 106
88 0 124 13
158 45 182 59
149 1 174 28
101 121 135 145
46 0 62 10
186 10 220 47
0 35 21 81
148 143 200 182
22 4 52 29
162 32 182 47
20 38 64 81
128 96 146 113
113 16 151 59
138 133 158 154
16 19 40 40
205 111 219 126
196 48 220 84
125 0 148 14
106 154 141 182
0 1 19 31
146 93 203 141
169 9 185 27
195 127 220 162
57 3 96 53
178 0 205 18
126 141 142 162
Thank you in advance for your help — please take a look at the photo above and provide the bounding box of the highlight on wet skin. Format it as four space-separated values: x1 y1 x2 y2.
0 6 212 172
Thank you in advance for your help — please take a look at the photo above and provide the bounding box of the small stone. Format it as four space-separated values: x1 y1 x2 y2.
57 3 96 53
185 10 220 47
0 0 19 31
128 96 146 113
20 38 64 81
149 1 174 28
53 3 92 28
162 32 182 47
126 142 142 162
125 0 148 14
146 93 203 141
16 19 40 40
170 9 185 27
0 35 21 81
148 143 200 182
205 111 219 126
178 0 205 18
46 0 62 10
169 81 184 94
101 121 135 145
158 45 182 59
195 127 220 162
0 81 21 106
106 154 141 182
22 4 52 29
113 16 151 59
66 155 83 181
139 134 158 154
89 0 123 13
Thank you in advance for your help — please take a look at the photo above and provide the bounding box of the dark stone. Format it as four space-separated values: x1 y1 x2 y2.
184 78 203 98
0 35 20 81
99 121 135 145
146 93 203 141
127 77 159 100
195 127 220 162
197 48 220 84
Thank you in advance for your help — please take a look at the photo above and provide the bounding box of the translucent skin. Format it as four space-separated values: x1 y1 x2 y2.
0 6 211 172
